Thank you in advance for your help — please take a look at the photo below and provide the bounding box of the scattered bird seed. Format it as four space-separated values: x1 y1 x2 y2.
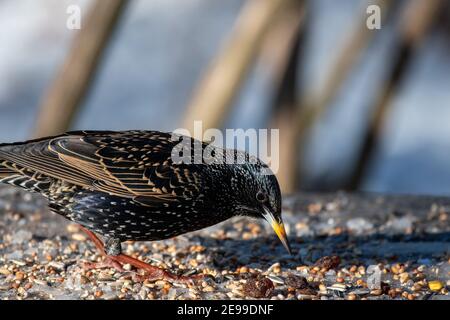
0 189 448 300
428 281 443 292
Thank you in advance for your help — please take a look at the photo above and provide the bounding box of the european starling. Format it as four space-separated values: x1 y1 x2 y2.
0 130 290 281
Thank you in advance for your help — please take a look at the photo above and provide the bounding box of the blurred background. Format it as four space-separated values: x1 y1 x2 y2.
0 0 450 196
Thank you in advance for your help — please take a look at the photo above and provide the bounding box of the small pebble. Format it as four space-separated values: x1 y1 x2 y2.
242 276 274 298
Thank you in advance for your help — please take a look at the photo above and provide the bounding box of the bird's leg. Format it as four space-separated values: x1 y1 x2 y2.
80 227 124 272
79 226 203 283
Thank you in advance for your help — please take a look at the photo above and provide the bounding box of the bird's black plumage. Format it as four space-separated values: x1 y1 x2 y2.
0 130 287 255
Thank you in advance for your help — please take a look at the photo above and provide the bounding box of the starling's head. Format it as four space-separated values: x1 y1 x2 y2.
231 160 292 255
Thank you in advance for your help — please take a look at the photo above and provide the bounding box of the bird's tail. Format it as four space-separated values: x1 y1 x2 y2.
0 141 53 193
0 143 15 180
0 167 13 179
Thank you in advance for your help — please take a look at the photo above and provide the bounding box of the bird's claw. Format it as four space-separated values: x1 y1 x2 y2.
82 257 125 273
132 270 205 285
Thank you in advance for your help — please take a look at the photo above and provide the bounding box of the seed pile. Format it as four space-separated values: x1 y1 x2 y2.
0 187 449 300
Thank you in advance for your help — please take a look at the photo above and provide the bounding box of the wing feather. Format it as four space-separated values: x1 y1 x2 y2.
0 131 203 206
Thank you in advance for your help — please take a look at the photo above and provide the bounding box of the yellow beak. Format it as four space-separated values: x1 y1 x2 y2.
262 206 292 255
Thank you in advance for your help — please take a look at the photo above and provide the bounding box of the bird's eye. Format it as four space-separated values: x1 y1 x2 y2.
256 191 267 203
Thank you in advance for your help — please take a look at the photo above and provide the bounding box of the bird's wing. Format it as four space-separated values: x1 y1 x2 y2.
0 166 14 178
0 131 202 206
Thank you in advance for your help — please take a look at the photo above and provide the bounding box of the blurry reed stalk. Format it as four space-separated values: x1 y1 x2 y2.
33 0 128 138
262 2 305 194
347 0 442 189
290 0 392 189
182 0 297 134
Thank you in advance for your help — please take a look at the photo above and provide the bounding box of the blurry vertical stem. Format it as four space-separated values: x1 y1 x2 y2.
263 2 305 194
182 0 296 133
33 0 129 138
346 0 442 190
292 0 392 187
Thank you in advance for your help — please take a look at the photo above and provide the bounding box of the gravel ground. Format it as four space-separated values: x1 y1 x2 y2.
0 186 449 300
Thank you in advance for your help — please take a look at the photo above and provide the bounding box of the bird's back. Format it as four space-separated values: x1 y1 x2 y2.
0 130 189 194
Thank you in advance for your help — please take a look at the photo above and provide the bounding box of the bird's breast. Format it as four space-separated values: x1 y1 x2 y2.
52 187 230 241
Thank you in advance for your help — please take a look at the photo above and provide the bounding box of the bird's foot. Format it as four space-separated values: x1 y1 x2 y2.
82 256 125 272
113 254 204 284
83 254 203 284
131 268 205 284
